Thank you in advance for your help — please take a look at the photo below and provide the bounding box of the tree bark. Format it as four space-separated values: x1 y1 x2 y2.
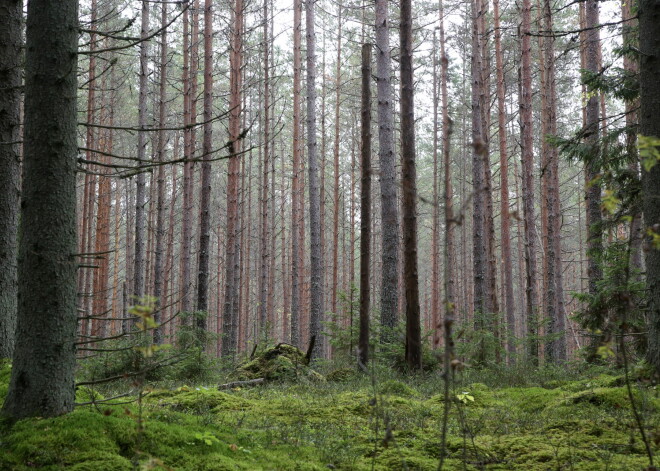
0 0 22 359
519 0 539 364
133 0 150 303
222 0 243 356
153 2 169 344
540 0 567 362
306 0 324 360
196 0 214 330
358 43 372 367
376 0 399 340
493 0 516 362
2 0 79 418
400 0 421 369
639 0 660 376
290 0 302 347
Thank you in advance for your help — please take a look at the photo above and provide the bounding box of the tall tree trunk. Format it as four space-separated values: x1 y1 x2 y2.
290 0 302 347
400 0 421 369
431 30 441 348
306 0 324 359
222 0 243 356
0 0 22 359
180 5 194 314
2 0 79 418
540 0 567 362
153 2 169 344
375 0 399 341
259 0 271 341
133 0 150 303
196 0 214 330
440 0 455 340
471 0 488 363
331 0 343 322
519 0 539 364
493 0 516 362
358 43 372 366
639 0 660 377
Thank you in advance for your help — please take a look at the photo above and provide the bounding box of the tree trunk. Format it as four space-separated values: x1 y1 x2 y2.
133 0 150 303
639 0 660 376
358 43 372 366
376 0 399 341
400 0 421 369
196 0 214 330
222 0 243 356
2 0 79 418
258 0 271 341
519 0 539 364
540 0 567 362
0 0 22 359
471 0 488 363
290 0 302 347
153 2 169 344
493 0 516 362
306 0 324 360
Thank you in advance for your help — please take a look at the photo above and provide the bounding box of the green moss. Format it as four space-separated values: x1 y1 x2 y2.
379 379 419 397
145 387 252 413
235 344 325 382
326 367 358 382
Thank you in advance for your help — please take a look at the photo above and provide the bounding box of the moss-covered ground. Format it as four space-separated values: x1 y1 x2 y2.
0 359 658 470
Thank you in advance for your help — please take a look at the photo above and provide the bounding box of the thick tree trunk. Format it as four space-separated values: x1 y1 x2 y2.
471 0 488 363
196 0 214 330
2 0 79 418
222 0 243 356
519 0 539 364
400 0 421 369
290 0 302 347
0 0 21 359
358 44 372 366
258 0 271 341
153 2 169 344
493 0 515 362
639 0 660 376
540 0 567 362
306 0 324 359
133 0 150 303
375 0 399 340
439 0 455 342
431 31 440 348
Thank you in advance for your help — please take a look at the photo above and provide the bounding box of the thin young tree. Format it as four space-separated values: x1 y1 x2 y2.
2 0 79 419
0 0 21 359
400 0 422 369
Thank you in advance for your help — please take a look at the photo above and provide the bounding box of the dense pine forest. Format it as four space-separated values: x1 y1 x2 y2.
0 0 659 468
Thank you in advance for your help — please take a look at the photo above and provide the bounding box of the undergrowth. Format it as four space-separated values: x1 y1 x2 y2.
0 359 658 470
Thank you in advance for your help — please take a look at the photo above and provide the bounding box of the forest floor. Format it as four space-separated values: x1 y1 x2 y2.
0 355 658 470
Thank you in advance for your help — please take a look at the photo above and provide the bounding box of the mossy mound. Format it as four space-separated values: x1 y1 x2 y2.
326 367 359 382
235 343 325 382
145 386 252 413
379 379 419 397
